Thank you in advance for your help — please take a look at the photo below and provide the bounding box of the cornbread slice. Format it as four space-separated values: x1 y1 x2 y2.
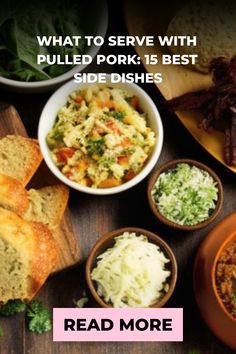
0 174 29 216
0 135 42 186
0 207 58 304
24 185 69 229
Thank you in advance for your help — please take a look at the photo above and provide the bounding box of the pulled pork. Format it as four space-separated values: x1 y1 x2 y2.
165 56 236 166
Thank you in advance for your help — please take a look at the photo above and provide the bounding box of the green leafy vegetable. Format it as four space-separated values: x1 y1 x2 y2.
26 301 52 334
152 163 218 226
0 300 26 316
87 138 105 157
0 299 52 335
0 0 87 82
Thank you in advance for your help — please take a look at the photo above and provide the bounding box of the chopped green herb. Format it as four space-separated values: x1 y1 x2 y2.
231 293 236 302
87 138 105 157
125 97 132 104
100 114 110 123
51 130 64 140
113 111 126 121
0 300 26 316
99 157 116 168
26 301 52 334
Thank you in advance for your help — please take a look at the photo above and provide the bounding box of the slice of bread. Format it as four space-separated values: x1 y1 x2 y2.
0 207 58 303
0 135 42 186
24 185 69 229
0 174 29 216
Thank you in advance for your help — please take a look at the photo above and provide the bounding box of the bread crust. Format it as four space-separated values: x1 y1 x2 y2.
28 221 58 299
0 208 58 302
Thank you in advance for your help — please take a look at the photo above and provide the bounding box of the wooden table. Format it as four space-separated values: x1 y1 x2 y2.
0 3 236 353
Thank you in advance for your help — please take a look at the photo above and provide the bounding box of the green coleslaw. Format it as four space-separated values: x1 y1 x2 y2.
152 163 219 226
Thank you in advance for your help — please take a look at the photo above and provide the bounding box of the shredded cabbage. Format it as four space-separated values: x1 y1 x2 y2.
91 232 170 308
152 163 218 226
74 291 89 308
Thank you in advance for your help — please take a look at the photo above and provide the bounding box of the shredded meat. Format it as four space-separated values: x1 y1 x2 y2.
216 240 236 318
165 56 236 166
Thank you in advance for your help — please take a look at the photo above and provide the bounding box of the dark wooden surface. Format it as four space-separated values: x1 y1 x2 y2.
0 3 236 354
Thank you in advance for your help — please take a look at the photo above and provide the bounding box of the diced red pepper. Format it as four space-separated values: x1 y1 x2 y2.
85 177 93 187
75 96 83 104
130 96 139 110
64 171 73 179
121 137 131 146
106 121 121 134
56 148 76 164
118 155 129 165
124 170 136 181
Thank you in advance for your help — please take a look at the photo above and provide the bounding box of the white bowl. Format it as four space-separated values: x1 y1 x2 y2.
38 77 164 195
0 2 108 93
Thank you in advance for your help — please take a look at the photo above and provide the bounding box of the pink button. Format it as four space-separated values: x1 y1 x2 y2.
53 308 183 342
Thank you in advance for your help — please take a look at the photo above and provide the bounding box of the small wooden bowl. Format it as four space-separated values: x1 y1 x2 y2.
86 227 177 308
147 159 223 231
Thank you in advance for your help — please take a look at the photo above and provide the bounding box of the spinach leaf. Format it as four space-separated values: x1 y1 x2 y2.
46 64 74 78
0 0 87 82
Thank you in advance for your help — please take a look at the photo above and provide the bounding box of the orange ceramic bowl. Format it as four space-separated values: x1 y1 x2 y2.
194 212 236 350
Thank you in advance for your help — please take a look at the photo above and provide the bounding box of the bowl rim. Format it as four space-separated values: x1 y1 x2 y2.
193 212 236 350
38 77 164 195
212 230 236 324
85 227 178 308
147 158 223 231
0 2 108 89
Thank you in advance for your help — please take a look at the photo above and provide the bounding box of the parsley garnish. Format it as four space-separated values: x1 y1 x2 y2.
87 138 105 156
113 111 126 121
0 300 26 316
26 301 52 334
